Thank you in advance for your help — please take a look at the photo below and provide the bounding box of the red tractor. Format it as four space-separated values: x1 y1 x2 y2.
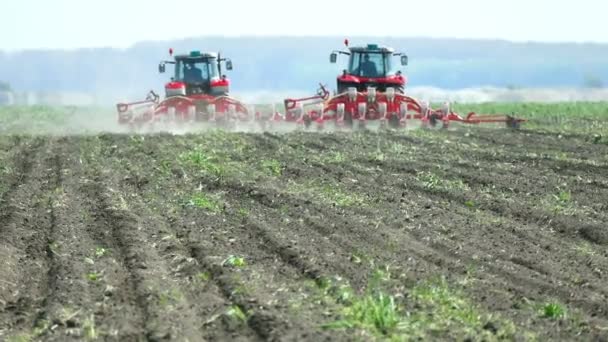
270 39 524 130
116 49 250 129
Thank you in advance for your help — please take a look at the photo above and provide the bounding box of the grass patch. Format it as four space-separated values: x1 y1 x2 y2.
179 149 225 178
541 302 566 319
553 189 572 204
222 255 247 267
323 271 521 340
416 171 469 192
323 151 347 164
261 159 283 176
287 180 365 208
548 187 576 214
187 192 221 212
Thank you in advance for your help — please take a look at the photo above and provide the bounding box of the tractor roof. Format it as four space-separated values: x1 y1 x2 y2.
174 51 218 60
348 44 394 53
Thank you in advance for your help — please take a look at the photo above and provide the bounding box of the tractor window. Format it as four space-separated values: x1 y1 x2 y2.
349 52 391 77
175 58 219 83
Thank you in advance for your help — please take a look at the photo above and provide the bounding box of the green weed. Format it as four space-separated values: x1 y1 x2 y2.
222 255 247 267
196 271 211 282
238 207 249 218
94 247 108 258
542 302 566 319
326 292 401 335
417 171 469 192
261 159 283 176
180 149 224 177
553 190 572 204
225 305 248 322
83 314 98 340
188 193 220 212
86 271 101 282
464 200 476 208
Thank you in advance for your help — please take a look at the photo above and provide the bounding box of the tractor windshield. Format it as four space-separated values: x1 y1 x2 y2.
348 52 392 78
175 58 219 83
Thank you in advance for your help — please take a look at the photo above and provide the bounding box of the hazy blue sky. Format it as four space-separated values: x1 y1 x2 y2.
2 0 606 51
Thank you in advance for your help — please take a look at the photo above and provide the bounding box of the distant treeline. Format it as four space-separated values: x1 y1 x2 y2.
1 36 606 99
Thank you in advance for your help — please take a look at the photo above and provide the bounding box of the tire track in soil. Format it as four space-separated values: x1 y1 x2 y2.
216 174 576 336
235 181 605 337
109 136 351 341
30 138 148 341
117 170 262 341
335 149 608 326
81 167 201 341
347 152 608 311
97 135 316 341
245 133 608 336
111 143 282 341
0 138 69 338
0 137 56 339
217 179 447 297
150 188 343 341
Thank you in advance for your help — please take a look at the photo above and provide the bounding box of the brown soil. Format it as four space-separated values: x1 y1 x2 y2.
1 126 607 341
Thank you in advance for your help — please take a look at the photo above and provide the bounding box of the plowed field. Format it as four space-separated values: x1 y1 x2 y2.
1 124 608 341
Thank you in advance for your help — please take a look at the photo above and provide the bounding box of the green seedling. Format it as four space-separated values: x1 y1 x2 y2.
188 193 220 211
95 247 108 258
197 271 211 282
86 271 101 282
222 255 246 267
542 302 566 319
261 159 283 176
226 305 248 321
83 314 98 340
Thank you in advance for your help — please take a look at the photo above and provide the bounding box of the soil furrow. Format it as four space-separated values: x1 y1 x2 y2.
0 138 55 339
79 176 152 340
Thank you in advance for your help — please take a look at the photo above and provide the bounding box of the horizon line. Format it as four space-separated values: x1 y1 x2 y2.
3 34 608 53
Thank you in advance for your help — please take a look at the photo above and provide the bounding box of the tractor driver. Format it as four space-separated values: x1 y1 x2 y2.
183 62 204 83
357 54 378 77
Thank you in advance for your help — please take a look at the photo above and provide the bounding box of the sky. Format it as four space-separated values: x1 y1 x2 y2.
2 0 607 51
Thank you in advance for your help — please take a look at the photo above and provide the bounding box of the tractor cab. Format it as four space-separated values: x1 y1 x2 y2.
330 43 408 93
158 50 233 98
